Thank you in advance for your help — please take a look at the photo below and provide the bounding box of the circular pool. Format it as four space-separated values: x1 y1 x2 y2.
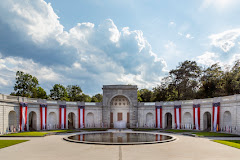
64 132 176 145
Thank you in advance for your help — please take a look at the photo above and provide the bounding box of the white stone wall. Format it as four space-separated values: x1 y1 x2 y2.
1 93 240 134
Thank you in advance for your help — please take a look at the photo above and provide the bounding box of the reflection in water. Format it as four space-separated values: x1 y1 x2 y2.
68 132 172 143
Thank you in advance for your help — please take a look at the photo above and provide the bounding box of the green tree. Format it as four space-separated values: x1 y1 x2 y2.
169 60 202 100
50 84 69 101
32 87 47 99
91 94 103 102
66 85 82 101
198 63 224 98
13 71 39 97
75 93 91 102
138 89 153 102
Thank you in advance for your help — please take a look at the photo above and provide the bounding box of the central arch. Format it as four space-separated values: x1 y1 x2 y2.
29 111 37 131
203 112 211 131
165 113 172 129
110 95 130 128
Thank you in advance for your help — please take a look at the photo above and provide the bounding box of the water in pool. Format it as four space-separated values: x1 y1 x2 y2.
68 132 172 144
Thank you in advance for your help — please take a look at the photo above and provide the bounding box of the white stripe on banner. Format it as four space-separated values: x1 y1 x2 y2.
42 107 45 130
61 108 64 129
157 109 160 128
80 109 83 128
176 108 180 129
195 108 198 130
214 107 218 131
22 107 25 131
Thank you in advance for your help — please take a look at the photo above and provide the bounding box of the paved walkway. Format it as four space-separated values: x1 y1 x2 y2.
0 133 240 160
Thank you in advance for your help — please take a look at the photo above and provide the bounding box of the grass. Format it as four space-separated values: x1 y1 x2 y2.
165 129 196 133
132 128 161 131
1 132 49 137
47 129 75 133
213 140 240 149
0 140 28 149
193 132 239 137
80 128 108 131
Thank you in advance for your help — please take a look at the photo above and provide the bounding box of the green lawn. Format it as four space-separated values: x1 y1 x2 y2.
0 140 28 149
47 129 75 133
213 140 240 149
193 132 239 137
165 129 195 133
2 132 49 137
132 128 161 131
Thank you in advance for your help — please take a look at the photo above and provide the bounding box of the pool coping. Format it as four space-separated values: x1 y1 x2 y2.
63 131 177 145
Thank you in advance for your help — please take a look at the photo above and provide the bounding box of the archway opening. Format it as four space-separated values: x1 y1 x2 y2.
146 113 154 128
165 113 172 129
203 112 211 131
183 112 192 129
110 95 130 128
86 112 94 128
8 111 17 132
223 111 232 131
68 112 76 129
29 111 37 131
48 112 57 130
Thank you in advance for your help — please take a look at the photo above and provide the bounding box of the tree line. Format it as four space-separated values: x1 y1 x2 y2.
10 59 240 102
10 71 102 102
138 60 240 102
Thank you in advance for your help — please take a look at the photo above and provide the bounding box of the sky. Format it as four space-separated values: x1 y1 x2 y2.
1 0 240 95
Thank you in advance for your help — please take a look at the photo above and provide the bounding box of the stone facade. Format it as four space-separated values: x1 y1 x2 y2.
0 85 240 134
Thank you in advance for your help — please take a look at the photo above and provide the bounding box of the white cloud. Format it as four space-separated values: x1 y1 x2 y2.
196 52 219 66
186 34 194 39
0 0 63 45
209 29 240 52
0 0 168 94
164 41 176 49
200 0 238 10
0 56 62 91
168 21 176 27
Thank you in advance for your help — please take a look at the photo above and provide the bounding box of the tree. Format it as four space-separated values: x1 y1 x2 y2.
222 60 240 95
36 87 47 99
66 85 82 101
138 89 153 102
169 60 201 100
91 94 103 102
75 93 91 102
13 71 39 97
198 63 224 98
50 84 68 101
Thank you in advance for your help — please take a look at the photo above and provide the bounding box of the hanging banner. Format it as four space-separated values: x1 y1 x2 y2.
155 106 162 128
20 102 28 131
78 106 85 128
213 102 220 132
193 104 200 130
59 105 66 129
174 105 181 129
40 104 47 130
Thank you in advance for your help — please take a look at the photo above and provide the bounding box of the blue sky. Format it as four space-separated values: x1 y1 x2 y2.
1 0 240 95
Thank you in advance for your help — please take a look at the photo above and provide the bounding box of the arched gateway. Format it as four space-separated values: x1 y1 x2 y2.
110 95 130 128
